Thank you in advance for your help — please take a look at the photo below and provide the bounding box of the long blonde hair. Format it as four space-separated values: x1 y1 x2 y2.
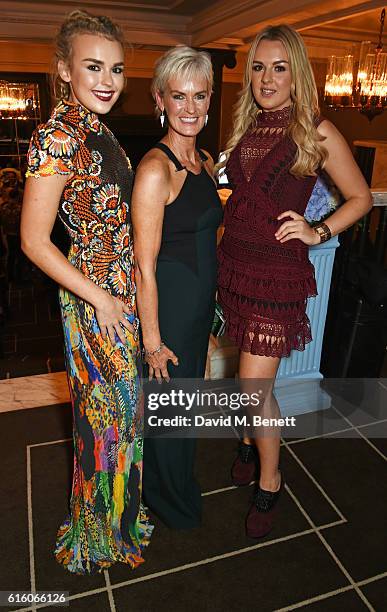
218 25 326 178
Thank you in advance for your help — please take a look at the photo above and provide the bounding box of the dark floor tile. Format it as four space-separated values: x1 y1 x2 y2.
289 438 387 520
0 444 30 592
295 589 370 611
103 464 310 584
359 421 387 457
2 401 386 611
328 379 387 427
282 406 351 441
196 434 347 530
1 592 111 612
0 408 71 596
0 404 72 449
360 576 387 610
0 528 30 594
195 437 239 492
31 442 105 596
281 445 342 526
113 533 349 612
326 429 362 439
290 438 387 581
66 592 112 611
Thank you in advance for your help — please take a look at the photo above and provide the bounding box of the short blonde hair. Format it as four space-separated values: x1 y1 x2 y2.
151 45 213 112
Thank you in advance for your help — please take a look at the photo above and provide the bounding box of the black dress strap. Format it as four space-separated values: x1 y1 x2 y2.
153 143 185 171
197 148 208 162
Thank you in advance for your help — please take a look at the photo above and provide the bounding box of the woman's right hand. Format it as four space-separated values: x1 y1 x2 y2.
95 293 134 345
145 344 179 383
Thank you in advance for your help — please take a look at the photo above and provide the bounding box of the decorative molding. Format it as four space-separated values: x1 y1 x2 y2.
0 0 186 12
191 0 290 44
207 38 245 49
0 1 190 46
76 0 185 9
0 0 385 59
296 0 386 31
303 24 381 44
191 0 387 46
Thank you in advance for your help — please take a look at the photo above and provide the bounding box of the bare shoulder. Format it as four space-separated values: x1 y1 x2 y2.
317 119 343 141
135 148 170 182
133 148 170 206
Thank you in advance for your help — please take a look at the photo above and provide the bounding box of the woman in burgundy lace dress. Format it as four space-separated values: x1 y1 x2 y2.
217 25 372 538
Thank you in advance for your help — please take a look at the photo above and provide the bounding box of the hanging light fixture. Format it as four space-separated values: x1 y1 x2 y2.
0 80 38 119
324 8 387 121
324 54 354 106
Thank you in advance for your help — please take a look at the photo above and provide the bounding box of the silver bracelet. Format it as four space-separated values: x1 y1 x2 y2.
144 342 165 358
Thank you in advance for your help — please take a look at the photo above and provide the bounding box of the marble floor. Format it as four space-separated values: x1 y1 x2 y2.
0 371 69 413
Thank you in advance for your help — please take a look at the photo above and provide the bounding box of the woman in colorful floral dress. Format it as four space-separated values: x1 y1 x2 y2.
21 10 152 574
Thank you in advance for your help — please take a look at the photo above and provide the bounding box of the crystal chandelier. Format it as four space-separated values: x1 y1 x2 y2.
324 9 387 120
0 80 39 119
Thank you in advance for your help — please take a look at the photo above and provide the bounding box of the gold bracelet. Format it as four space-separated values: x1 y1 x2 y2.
313 222 331 244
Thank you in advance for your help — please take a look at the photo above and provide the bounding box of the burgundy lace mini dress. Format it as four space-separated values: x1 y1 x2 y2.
218 107 321 358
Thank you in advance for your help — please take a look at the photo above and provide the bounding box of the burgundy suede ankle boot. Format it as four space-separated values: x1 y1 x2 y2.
231 441 259 486
246 473 283 538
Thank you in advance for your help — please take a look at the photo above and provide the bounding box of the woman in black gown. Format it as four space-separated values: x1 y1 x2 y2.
132 46 222 528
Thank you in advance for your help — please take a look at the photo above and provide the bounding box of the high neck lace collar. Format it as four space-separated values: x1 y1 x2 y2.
54 99 100 132
257 105 292 126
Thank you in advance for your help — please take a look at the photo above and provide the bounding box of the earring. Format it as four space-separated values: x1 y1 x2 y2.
160 110 165 128
205 114 208 126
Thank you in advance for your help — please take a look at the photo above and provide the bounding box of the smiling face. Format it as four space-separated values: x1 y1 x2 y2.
156 73 211 137
58 33 125 114
251 39 292 112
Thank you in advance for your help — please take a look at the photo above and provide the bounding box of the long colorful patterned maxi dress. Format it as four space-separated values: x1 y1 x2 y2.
26 100 153 574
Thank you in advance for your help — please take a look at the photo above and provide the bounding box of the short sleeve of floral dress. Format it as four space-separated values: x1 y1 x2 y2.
26 100 153 574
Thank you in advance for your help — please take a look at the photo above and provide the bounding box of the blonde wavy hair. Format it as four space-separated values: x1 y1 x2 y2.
52 10 125 101
218 25 326 178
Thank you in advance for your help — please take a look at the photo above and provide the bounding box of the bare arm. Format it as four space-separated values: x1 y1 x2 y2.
316 120 372 233
276 120 372 244
132 154 178 381
21 175 133 344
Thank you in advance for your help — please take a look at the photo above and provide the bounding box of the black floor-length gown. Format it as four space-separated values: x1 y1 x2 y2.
143 143 223 528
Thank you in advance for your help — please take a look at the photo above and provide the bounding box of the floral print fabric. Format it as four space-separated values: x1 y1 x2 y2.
304 172 341 223
26 100 152 574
